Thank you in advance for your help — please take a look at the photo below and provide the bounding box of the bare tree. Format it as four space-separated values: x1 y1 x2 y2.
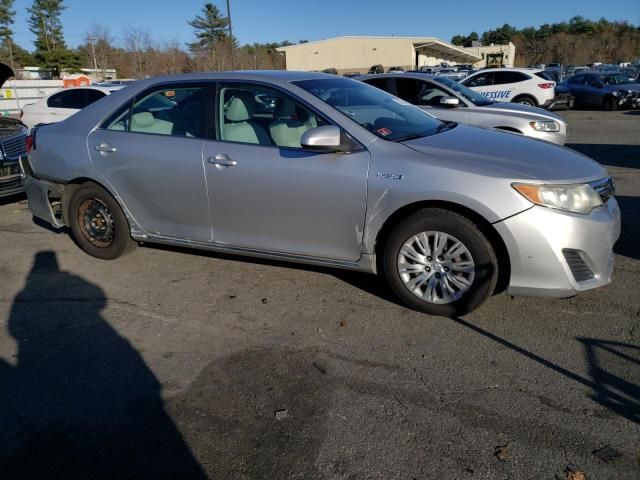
122 25 152 78
84 24 114 80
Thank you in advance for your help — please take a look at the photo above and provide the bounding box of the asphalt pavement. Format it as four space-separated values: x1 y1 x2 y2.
0 110 638 479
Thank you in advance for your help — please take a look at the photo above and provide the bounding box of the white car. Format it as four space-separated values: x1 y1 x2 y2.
460 68 568 108
21 86 122 129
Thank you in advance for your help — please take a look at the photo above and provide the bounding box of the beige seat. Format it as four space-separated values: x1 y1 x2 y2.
269 98 319 148
130 112 174 135
222 93 270 145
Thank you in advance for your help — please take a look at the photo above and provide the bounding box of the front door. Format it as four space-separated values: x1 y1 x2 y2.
88 83 212 241
203 82 369 261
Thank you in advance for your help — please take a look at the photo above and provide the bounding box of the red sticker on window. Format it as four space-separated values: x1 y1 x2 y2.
164 90 176 98
377 127 392 136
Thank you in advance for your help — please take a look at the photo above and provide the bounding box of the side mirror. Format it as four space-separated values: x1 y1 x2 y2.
300 125 361 153
301 125 342 151
440 96 460 107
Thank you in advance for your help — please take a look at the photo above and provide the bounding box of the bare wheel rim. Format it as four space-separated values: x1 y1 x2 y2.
78 198 115 248
397 231 475 304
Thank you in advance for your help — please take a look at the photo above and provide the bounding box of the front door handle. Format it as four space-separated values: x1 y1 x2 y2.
95 143 117 153
207 154 237 168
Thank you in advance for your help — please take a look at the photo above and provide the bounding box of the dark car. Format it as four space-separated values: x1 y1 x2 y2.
368 64 384 74
556 71 640 110
0 63 29 199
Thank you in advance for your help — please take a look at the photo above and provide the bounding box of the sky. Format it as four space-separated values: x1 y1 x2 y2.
10 0 640 50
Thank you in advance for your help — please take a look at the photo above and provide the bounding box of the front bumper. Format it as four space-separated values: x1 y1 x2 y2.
544 93 574 110
494 198 621 298
0 161 24 198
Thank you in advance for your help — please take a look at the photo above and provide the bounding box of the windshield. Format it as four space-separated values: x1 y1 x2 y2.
432 76 493 106
293 77 446 141
601 73 636 85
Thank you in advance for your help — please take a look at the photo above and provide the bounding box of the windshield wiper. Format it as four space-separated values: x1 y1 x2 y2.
434 121 457 134
391 133 425 142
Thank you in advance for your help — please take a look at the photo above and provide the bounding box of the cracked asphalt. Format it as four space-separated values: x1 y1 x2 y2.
0 110 638 479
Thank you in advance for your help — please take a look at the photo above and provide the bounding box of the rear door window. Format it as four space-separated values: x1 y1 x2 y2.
47 91 64 108
395 78 450 106
86 89 106 106
493 71 529 85
107 84 208 138
61 89 87 109
363 77 392 92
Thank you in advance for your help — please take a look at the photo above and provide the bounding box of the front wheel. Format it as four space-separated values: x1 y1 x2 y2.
68 182 135 260
382 209 498 316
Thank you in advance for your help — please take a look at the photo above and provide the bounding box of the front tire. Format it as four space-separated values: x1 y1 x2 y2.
382 208 498 317
68 182 135 260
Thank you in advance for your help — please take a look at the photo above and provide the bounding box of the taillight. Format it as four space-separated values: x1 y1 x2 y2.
537 83 555 89
26 135 33 153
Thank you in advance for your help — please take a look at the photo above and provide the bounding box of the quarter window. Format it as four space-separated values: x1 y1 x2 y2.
217 83 327 148
107 85 207 138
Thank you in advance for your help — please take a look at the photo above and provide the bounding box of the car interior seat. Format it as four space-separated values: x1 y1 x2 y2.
130 112 174 135
222 92 270 145
269 98 314 148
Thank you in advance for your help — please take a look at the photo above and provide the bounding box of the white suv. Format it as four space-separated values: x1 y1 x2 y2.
461 68 559 107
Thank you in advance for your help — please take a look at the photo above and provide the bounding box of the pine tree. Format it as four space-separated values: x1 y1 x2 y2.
27 0 80 75
0 0 15 69
187 3 229 52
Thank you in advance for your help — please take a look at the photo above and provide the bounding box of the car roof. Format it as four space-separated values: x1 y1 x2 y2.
470 68 542 74
126 70 336 88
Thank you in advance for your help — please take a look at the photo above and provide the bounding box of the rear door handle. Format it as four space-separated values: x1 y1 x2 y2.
207 154 237 168
95 143 117 153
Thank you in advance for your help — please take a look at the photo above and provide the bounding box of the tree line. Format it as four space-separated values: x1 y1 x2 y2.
452 16 640 66
0 0 297 79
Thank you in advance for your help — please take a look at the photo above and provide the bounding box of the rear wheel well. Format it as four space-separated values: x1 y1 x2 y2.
61 178 116 227
375 200 511 295
512 94 538 106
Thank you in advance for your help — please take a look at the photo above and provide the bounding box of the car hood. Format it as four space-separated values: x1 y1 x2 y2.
481 101 564 122
0 62 13 88
402 124 607 183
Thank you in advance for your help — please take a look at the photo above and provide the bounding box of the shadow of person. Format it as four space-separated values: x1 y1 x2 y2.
0 251 207 480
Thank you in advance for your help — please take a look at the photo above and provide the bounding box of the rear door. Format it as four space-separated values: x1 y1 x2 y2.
490 71 529 102
87 83 213 241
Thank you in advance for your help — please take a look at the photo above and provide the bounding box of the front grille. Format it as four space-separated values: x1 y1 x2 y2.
590 176 615 204
0 174 22 192
563 249 595 282
1 134 27 160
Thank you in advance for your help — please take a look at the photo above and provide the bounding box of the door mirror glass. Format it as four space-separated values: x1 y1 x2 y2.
440 96 460 107
300 125 342 151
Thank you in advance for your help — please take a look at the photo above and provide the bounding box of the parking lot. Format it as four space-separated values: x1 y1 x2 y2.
0 110 638 479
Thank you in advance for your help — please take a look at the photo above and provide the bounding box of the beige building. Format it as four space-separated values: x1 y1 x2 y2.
462 42 516 69
277 36 482 74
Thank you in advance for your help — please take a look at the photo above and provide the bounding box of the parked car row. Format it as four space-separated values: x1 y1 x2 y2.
20 70 620 317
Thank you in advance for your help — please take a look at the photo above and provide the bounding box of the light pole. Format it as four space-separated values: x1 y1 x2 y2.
226 0 235 70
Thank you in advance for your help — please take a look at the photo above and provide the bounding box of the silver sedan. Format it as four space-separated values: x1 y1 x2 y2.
22 71 620 316
359 72 567 145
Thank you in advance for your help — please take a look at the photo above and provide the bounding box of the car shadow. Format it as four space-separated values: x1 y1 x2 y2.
565 143 640 169
0 192 25 206
0 251 207 479
144 243 404 307
614 196 640 260
450 317 639 423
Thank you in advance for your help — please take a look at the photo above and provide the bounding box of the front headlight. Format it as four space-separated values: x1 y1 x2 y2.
529 120 560 132
512 183 603 214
